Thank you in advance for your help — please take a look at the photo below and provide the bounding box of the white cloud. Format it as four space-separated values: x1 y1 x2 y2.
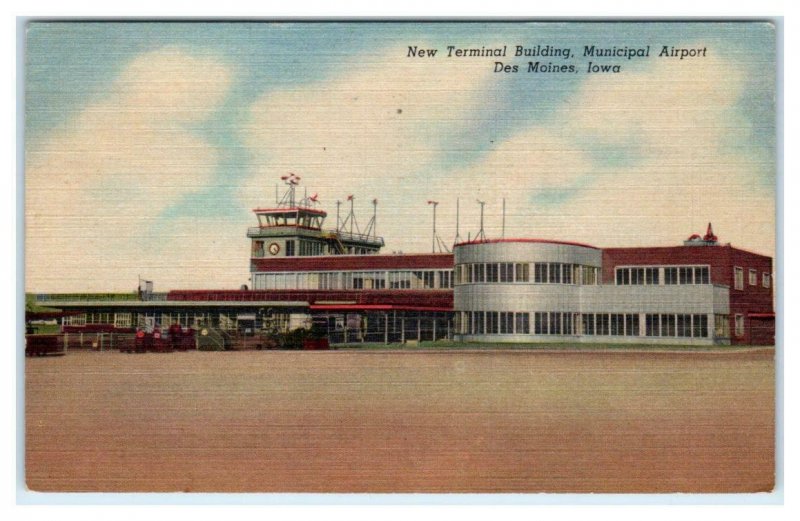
27 43 774 293
239 47 497 251
26 47 241 292
549 54 774 255
241 48 773 259
435 54 775 257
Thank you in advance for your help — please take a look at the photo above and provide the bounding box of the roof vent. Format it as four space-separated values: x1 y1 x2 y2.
684 222 719 246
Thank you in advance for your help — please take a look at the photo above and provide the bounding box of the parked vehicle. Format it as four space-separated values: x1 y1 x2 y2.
25 335 66 357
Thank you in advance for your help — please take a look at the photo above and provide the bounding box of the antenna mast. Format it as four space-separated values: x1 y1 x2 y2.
365 199 378 239
278 173 301 207
454 197 463 246
428 201 438 253
427 200 451 253
476 199 486 242
340 195 360 235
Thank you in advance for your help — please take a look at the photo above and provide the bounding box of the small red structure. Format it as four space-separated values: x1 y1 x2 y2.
180 328 196 350
703 222 718 243
150 328 173 352
302 338 330 350
25 335 66 357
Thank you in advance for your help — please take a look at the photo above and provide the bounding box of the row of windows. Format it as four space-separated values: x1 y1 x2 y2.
455 263 528 284
458 311 718 338
252 239 378 258
253 270 455 290
65 313 132 328
644 314 709 338
255 213 324 229
615 266 710 286
298 239 324 257
580 313 639 336
64 312 295 332
734 267 771 291
455 262 601 285
455 311 531 335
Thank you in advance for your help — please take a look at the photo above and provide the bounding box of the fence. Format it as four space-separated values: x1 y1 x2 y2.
62 332 137 352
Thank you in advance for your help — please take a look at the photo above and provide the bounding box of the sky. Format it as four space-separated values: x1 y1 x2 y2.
24 22 776 293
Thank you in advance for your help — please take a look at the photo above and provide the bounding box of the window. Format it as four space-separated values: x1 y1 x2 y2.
320 272 341 290
299 240 323 256
515 263 530 282
515 312 530 334
677 314 692 337
412 271 434 289
734 267 744 290
735 314 745 337
549 312 561 335
500 312 513 334
763 272 770 288
534 263 547 284
438 270 453 289
616 267 650 285
693 315 708 338
645 314 660 336
285 240 295 257
679 267 693 285
548 263 561 284
474 264 485 283
389 272 411 289
474 312 485 335
596 314 610 335
64 314 86 326
749 269 757 286
695 266 710 285
486 312 499 334
371 274 386 289
582 313 595 335
114 313 132 328
715 315 730 338
664 267 678 285
534 312 547 334
625 314 639 336
499 263 514 283
562 264 572 284
610 314 624 336
563 313 574 335
660 314 676 337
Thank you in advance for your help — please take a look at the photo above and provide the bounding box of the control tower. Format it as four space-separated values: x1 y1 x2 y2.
247 174 385 262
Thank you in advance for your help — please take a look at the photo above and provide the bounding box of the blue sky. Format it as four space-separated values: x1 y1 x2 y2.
25 22 776 292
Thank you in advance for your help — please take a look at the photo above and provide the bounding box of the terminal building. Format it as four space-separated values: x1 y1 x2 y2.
453 227 774 345
37 178 775 346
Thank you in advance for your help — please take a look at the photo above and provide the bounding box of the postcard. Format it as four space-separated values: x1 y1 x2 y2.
23 21 777 495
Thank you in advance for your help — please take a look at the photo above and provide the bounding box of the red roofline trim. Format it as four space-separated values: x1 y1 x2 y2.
453 238 599 250
602 243 772 259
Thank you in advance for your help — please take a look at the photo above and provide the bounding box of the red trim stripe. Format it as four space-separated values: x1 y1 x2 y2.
453 238 599 250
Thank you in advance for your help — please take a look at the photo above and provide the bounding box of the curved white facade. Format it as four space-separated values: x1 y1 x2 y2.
454 239 728 345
